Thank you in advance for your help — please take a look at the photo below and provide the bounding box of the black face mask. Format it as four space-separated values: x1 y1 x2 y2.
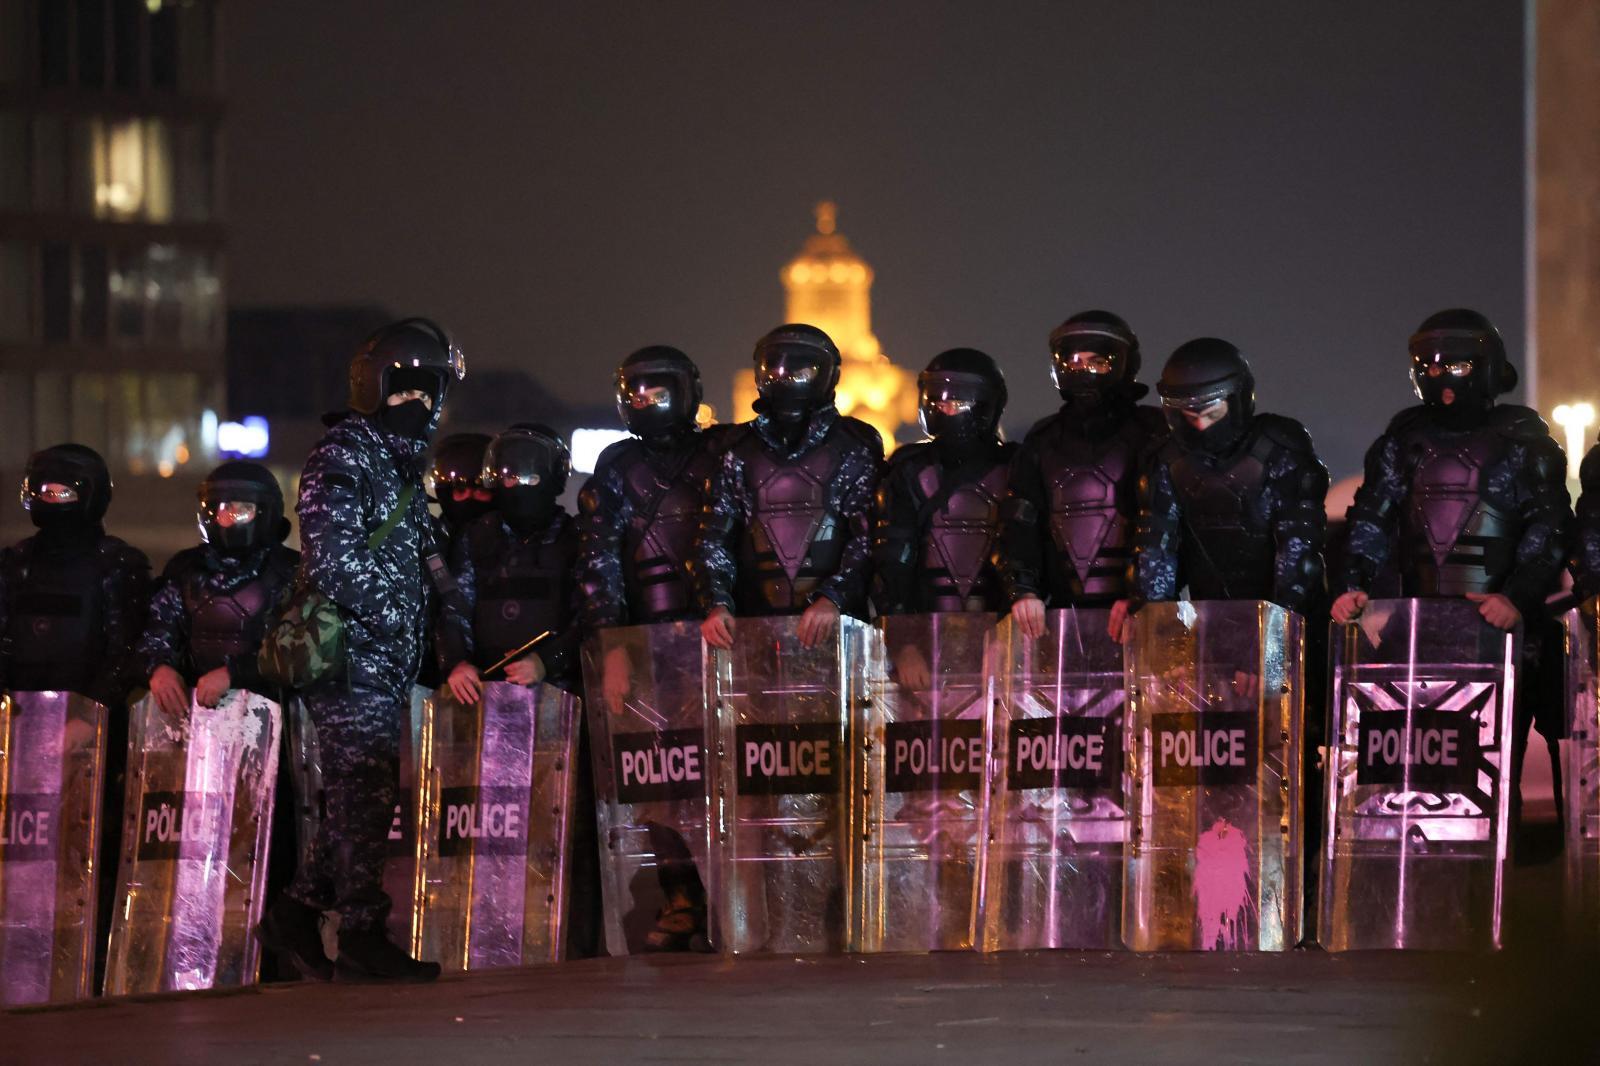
438 493 494 531
29 504 91 535
498 486 558 533
380 398 435 440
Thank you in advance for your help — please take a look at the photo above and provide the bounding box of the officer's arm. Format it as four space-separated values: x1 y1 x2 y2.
436 530 478 671
136 572 190 682
871 461 918 615
93 546 153 707
816 439 887 614
1500 438 1573 618
994 442 1047 605
1270 447 1330 615
1572 444 1600 598
534 519 583 683
575 465 628 630
687 451 742 614
1131 458 1181 606
1340 433 1404 594
296 443 397 631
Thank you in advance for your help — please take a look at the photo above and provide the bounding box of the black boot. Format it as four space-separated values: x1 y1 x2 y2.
255 896 334 982
334 928 441 984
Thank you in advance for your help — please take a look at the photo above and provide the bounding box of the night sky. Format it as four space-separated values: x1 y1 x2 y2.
224 1 1525 478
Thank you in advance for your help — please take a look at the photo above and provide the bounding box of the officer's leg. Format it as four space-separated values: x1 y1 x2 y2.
314 690 400 935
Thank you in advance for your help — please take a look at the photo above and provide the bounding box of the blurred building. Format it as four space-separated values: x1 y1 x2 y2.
733 202 918 450
0 0 224 561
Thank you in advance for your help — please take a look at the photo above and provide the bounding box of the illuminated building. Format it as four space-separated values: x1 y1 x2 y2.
734 202 917 450
0 0 223 557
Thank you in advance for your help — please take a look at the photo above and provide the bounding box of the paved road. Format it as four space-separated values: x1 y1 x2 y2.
7 845 1590 1065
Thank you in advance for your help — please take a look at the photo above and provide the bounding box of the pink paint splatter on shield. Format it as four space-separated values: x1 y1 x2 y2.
1192 817 1251 950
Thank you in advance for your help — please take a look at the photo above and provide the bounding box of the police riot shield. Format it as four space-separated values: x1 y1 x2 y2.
417 681 579 970
105 690 281 994
583 622 711 956
286 685 428 955
982 609 1126 952
1320 598 1517 950
854 613 991 953
1561 605 1599 943
1124 601 1304 952
0 692 105 1006
709 615 874 955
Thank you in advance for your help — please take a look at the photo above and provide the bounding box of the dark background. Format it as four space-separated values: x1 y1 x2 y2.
224 1 1525 479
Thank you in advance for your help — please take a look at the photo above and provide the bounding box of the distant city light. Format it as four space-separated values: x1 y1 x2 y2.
1552 402 1595 480
218 416 271 459
570 428 630 475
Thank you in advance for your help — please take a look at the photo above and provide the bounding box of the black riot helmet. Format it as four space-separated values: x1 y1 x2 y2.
1408 309 1514 422
918 348 1007 444
197 461 286 556
482 423 570 532
752 324 841 423
615 346 703 442
347 317 466 438
1050 310 1145 408
427 432 494 530
1157 338 1256 454
21 443 112 529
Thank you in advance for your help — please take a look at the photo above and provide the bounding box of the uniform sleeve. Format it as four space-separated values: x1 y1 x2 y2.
1340 432 1405 594
534 519 583 684
1131 457 1182 605
1269 446 1330 615
296 440 395 633
689 450 743 614
136 571 190 682
871 458 919 615
437 526 478 671
1500 436 1572 617
1572 444 1600 598
576 463 629 630
994 440 1048 604
93 544 153 707
815 435 886 614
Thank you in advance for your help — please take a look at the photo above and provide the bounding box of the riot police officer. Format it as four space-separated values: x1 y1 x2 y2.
874 348 1014 617
577 346 723 952
258 317 462 984
439 423 600 957
0 443 151 705
140 461 297 713
428 432 494 550
1332 310 1570 821
695 324 884 649
996 311 1168 641
1131 338 1328 617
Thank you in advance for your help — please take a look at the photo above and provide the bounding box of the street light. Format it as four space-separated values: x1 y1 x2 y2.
1552 402 1595 480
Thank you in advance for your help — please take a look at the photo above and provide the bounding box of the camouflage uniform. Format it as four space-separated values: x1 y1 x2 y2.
285 413 438 933
137 543 299 687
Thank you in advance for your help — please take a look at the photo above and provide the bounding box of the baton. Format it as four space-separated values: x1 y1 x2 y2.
481 630 552 678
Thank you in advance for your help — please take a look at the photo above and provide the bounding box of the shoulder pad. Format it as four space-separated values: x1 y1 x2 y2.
1382 405 1430 436
1579 443 1600 489
592 437 640 474
885 440 936 474
1253 413 1317 454
98 534 150 567
1132 404 1170 435
697 423 742 454
1489 404 1555 441
836 415 887 456
1021 411 1064 442
160 546 208 582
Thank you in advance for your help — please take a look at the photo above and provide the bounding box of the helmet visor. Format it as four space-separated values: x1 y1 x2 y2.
484 433 564 488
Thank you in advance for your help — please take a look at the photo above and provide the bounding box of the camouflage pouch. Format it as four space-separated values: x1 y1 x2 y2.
257 484 416 690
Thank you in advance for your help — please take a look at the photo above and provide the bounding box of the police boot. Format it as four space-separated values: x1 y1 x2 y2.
255 896 334 982
334 928 441 984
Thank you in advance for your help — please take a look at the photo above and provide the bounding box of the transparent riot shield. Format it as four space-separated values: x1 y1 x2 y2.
1124 601 1304 952
417 682 579 970
855 613 991 953
583 622 711 956
0 692 105 1006
1318 599 1517 950
105 690 281 994
285 685 428 955
982 609 1126 952
709 615 874 955
1562 605 1599 943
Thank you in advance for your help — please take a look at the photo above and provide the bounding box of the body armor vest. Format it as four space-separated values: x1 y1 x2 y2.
1166 433 1276 601
915 457 1009 612
471 520 574 669
2 545 104 695
1401 431 1516 596
620 443 718 623
733 428 848 613
1038 426 1143 604
183 570 278 676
